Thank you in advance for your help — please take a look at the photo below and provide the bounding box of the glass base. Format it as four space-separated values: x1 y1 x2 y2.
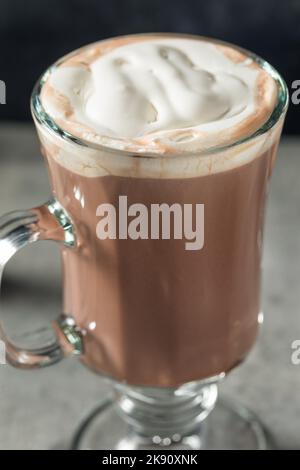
71 395 270 450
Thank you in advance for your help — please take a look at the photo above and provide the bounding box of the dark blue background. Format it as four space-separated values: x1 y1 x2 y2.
0 0 298 133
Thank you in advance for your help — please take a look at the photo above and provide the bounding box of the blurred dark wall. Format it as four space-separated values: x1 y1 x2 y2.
0 0 298 133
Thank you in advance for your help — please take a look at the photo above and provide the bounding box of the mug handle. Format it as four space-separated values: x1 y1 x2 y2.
0 198 82 368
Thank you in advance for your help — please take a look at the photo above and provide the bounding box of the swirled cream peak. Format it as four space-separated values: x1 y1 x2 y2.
41 35 278 154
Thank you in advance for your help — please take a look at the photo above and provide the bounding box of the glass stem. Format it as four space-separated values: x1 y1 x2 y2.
113 381 218 446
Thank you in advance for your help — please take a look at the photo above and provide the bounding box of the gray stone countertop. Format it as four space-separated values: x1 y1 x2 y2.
0 123 299 450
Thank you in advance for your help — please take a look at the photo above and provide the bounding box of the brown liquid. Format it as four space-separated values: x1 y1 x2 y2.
43 143 276 387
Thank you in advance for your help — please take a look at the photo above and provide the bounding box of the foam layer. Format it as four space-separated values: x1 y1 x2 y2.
37 119 283 179
41 35 278 151
37 34 282 178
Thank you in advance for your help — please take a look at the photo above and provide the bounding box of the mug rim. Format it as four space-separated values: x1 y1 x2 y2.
30 32 289 160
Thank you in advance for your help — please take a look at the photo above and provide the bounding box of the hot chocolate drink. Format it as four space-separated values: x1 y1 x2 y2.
34 34 283 387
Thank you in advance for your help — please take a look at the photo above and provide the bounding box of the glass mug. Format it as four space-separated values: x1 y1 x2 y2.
0 36 288 449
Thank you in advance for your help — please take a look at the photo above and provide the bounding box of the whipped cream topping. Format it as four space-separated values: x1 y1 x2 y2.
40 35 278 154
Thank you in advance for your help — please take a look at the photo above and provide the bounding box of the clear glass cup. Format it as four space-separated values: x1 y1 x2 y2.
0 35 288 450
